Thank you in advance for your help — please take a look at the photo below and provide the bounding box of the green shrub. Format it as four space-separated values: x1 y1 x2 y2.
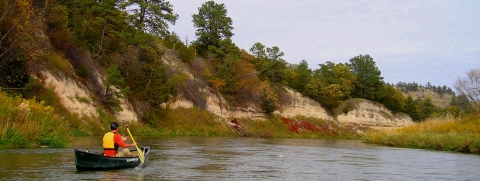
75 94 90 104
75 64 89 79
178 45 195 63
342 104 350 114
162 32 183 49
43 52 72 76
2 128 31 148
35 133 68 148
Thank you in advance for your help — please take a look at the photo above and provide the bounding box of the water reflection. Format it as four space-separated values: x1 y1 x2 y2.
0 137 479 180
96 170 144 181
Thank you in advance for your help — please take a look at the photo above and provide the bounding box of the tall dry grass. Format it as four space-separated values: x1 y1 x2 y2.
363 114 480 153
128 107 236 137
158 107 234 137
131 107 360 139
42 52 73 76
36 86 108 137
0 91 71 147
0 87 114 148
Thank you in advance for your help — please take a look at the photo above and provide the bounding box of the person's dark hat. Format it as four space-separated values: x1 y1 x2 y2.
110 122 119 130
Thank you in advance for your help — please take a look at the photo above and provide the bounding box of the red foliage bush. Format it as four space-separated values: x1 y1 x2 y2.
281 117 337 136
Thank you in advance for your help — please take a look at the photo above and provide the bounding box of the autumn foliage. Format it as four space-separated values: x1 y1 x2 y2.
281 117 338 136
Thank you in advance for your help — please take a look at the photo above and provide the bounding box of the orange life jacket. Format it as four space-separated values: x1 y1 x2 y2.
103 132 119 151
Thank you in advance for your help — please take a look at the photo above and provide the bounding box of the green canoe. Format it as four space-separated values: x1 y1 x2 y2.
74 146 150 171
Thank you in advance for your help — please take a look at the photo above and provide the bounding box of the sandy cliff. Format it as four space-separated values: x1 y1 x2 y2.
336 100 414 129
42 48 414 129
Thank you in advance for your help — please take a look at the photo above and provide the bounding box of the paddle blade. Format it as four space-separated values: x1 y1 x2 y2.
126 126 145 164
135 163 143 170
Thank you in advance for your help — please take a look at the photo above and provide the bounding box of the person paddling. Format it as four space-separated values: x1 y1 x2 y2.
103 122 137 157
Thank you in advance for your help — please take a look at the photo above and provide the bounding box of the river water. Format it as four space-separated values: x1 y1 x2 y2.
0 137 479 180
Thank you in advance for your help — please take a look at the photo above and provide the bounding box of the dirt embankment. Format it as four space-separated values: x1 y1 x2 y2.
42 48 414 130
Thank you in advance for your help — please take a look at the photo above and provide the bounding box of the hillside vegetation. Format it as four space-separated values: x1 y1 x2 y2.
2 0 471 120
396 81 455 108
404 88 452 108
1 1 479 150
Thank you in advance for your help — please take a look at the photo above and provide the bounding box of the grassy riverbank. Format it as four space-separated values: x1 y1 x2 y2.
137 108 360 139
0 90 117 148
363 114 480 154
0 91 360 148
3 89 479 155
0 91 71 148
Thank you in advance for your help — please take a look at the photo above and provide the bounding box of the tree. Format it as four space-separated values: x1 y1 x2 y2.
251 46 288 86
419 98 435 119
457 94 471 111
303 62 356 111
111 43 178 112
450 95 458 106
346 54 386 101
249 42 268 72
45 3 73 52
192 1 233 56
249 42 266 59
120 0 178 36
0 0 41 88
304 77 343 111
404 95 421 121
286 60 312 93
178 44 196 63
259 80 279 114
215 54 241 95
240 49 255 63
104 64 129 112
380 85 406 113
261 60 287 87
233 55 262 106
266 46 284 61
455 69 480 109
207 38 240 60
56 0 137 63
316 62 356 100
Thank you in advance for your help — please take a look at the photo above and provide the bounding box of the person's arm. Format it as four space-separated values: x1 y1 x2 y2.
114 134 136 148
124 141 136 147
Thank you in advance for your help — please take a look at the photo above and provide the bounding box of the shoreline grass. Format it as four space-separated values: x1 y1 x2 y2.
362 114 480 154
4 85 477 155
0 88 362 148
0 92 71 148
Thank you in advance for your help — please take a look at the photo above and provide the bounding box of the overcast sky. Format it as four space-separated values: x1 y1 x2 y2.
169 0 480 88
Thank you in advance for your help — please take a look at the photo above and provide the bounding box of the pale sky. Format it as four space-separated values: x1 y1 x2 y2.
169 0 480 88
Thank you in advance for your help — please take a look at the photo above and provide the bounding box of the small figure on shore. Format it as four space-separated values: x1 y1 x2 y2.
231 119 239 128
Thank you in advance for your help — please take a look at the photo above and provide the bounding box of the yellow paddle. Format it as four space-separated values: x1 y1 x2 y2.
126 126 144 164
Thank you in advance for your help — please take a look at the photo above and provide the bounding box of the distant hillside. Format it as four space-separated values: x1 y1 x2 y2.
393 82 454 109
403 88 453 108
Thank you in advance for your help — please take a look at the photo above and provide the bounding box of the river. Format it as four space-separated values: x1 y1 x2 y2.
0 137 479 180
